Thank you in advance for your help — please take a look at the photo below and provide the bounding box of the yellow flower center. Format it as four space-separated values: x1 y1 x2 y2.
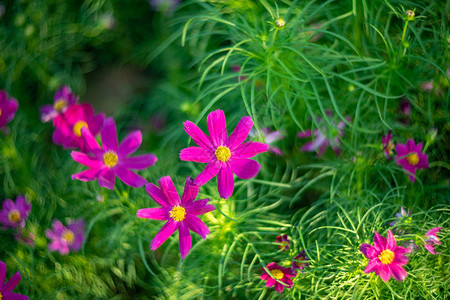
378 249 394 265
73 120 89 137
385 141 394 155
270 268 284 280
62 230 75 245
0 291 3 300
275 18 286 28
54 99 67 112
103 151 118 167
406 153 419 166
279 241 289 249
215 146 231 162
169 205 186 222
8 209 21 223
0 108 2 118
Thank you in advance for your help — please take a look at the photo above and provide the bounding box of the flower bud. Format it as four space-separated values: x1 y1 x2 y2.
275 18 286 29
405 10 415 21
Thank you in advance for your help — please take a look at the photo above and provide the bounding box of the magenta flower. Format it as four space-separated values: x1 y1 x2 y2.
0 196 31 230
260 262 296 293
382 131 395 159
0 261 28 300
137 176 216 259
71 117 157 190
40 85 78 123
53 103 105 152
292 250 309 272
275 234 290 251
424 227 442 255
46 219 85 255
249 127 284 156
360 230 411 282
298 117 348 156
179 110 269 199
0 90 18 129
395 139 429 183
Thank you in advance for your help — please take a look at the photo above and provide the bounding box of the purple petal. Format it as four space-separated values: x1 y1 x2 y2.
233 142 269 159
101 117 118 151
115 165 147 188
300 141 316 152
183 120 213 149
376 264 391 282
121 154 157 170
217 166 234 199
363 259 380 273
179 146 213 163
265 131 283 144
150 219 179 250
416 153 429 169
386 230 396 250
71 151 103 168
230 158 261 179
72 167 102 182
137 208 169 220
98 168 116 190
360 244 378 259
3 271 21 293
373 231 387 251
226 116 253 150
158 176 181 206
393 252 409 264
118 130 142 156
181 177 199 205
389 264 407 281
184 199 215 215
3 294 29 300
194 161 221 186
297 130 312 138
40 105 58 122
0 261 6 289
405 139 416 151
185 214 210 239
178 222 192 259
426 227 442 236
207 109 227 147
145 183 169 207
80 127 101 152
270 147 283 156
274 282 284 293
424 244 436 255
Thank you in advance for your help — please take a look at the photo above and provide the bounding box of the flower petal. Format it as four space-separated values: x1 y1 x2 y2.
0 261 6 289
426 227 442 236
233 142 269 159
389 264 408 281
101 117 118 151
207 109 227 147
3 271 21 293
183 120 213 149
137 208 168 220
363 259 380 273
217 166 234 199
424 244 436 255
80 127 101 152
181 177 199 205
230 158 261 179
297 130 312 138
194 161 221 186
178 222 192 259
158 176 181 206
184 199 215 215
71 151 103 168
98 168 116 190
376 264 391 282
179 146 213 163
145 183 169 207
72 168 102 182
386 230 396 250
226 116 253 150
120 154 157 170
274 282 284 293
373 231 387 251
3 293 29 300
118 130 142 156
115 165 147 188
265 278 276 288
150 219 179 250
360 244 378 259
185 214 210 239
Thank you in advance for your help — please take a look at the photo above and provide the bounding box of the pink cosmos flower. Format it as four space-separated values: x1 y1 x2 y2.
0 196 31 230
395 139 429 183
71 117 157 190
0 90 18 129
137 176 216 259
52 103 105 152
292 250 309 272
46 219 85 255
297 118 348 156
382 131 395 159
424 227 442 255
0 260 28 300
260 262 296 293
40 85 78 123
179 109 269 199
360 230 411 282
14 229 35 247
275 234 290 251
249 127 284 156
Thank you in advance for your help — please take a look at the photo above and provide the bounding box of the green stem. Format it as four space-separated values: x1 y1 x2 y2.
400 20 409 56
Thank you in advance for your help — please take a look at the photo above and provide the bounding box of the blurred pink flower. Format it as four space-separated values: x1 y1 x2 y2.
46 219 85 255
0 90 18 129
0 196 31 230
260 262 296 293
395 139 429 182
424 227 442 255
275 234 290 251
292 250 309 272
40 85 78 123
0 260 28 300
249 127 284 155
382 131 395 159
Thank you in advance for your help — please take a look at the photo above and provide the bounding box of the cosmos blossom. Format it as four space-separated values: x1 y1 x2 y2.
275 234 290 251
359 230 411 282
137 176 215 259
40 85 78 123
52 103 105 152
0 196 31 230
45 219 85 255
0 90 18 129
382 131 395 159
395 139 429 183
292 250 309 272
71 117 157 190
179 109 268 199
0 260 28 300
424 227 442 255
249 127 284 156
260 262 296 293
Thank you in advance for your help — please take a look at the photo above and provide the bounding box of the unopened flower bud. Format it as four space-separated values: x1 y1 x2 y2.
405 10 415 21
275 18 286 29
